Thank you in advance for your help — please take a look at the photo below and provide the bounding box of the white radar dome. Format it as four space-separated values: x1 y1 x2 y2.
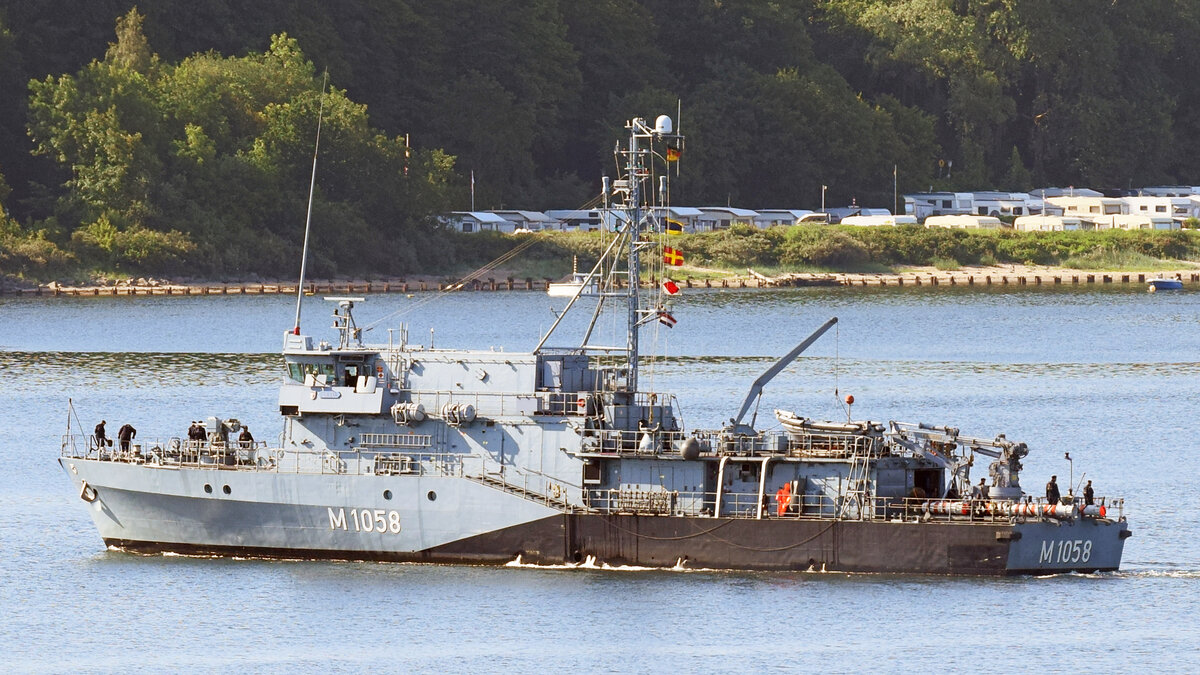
655 115 673 135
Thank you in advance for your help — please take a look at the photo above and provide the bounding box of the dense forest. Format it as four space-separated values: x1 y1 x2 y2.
2 1 1200 280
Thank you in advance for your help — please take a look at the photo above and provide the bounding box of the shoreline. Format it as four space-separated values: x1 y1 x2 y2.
2 265 1197 297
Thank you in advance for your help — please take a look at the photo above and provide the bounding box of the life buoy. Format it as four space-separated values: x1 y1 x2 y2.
80 481 98 502
551 484 562 499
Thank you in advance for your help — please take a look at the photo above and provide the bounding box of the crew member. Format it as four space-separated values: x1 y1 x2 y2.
238 425 254 449
971 478 988 500
1045 475 1060 505
117 423 137 452
1083 480 1094 506
94 420 109 448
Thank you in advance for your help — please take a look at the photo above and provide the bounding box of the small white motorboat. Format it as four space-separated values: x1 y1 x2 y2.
547 257 599 297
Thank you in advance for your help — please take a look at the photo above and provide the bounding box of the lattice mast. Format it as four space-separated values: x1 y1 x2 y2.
614 116 681 392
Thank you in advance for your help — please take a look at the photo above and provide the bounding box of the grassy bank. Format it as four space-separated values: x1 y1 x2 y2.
478 225 1200 280
5 223 1200 285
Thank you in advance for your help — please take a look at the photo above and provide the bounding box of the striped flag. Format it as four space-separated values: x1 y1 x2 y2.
666 145 681 162
663 247 684 266
657 310 677 328
665 218 684 235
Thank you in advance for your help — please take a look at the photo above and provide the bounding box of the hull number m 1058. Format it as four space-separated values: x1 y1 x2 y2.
1040 538 1092 564
328 507 401 534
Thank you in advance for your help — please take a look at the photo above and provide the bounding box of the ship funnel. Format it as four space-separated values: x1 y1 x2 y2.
655 115 673 135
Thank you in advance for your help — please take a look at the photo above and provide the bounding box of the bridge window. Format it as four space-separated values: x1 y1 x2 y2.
289 362 336 384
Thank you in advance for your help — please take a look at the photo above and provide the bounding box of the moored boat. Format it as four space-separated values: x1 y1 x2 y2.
546 257 599 297
1148 277 1183 291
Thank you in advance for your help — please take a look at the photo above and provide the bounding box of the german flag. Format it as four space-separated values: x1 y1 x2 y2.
666 218 684 235
663 246 684 266
666 145 681 162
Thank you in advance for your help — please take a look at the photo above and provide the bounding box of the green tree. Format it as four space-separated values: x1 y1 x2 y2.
26 11 455 277
1000 146 1033 192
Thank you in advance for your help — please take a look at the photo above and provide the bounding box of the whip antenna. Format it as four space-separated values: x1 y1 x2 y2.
292 70 329 335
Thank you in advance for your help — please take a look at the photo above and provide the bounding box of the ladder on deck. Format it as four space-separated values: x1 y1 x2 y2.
466 473 579 512
838 448 874 520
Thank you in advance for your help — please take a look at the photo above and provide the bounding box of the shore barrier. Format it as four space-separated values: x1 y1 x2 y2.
3 271 1197 297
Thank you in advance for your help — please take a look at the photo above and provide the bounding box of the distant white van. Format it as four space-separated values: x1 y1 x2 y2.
924 215 1004 230
841 215 919 227
1013 215 1084 232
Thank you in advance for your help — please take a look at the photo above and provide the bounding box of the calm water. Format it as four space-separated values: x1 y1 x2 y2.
2 286 1198 672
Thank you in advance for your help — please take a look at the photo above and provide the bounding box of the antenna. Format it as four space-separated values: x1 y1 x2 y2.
292 70 329 335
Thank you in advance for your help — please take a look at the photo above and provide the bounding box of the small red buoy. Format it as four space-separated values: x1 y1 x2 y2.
844 394 855 405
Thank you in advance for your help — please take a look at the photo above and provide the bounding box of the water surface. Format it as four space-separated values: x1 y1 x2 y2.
2 286 1197 672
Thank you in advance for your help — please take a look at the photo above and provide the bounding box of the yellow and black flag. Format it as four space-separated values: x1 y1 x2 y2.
666 218 684 235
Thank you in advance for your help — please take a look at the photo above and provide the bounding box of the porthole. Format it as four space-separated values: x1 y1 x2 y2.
384 490 393 500
427 491 437 501
204 484 212 494
222 485 231 495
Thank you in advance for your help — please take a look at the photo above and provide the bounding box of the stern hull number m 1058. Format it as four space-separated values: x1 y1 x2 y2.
328 507 401 534
1040 538 1092 564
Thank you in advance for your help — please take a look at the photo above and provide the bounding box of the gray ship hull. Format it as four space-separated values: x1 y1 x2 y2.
66 458 1128 576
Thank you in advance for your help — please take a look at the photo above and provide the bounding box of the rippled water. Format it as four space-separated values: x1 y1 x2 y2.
2 286 1199 672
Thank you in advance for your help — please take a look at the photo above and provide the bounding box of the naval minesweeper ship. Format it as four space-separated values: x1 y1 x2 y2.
61 115 1130 574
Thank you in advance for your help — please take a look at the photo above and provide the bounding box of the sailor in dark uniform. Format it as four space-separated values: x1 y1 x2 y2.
238 425 254 449
94 420 109 448
117 423 136 452
1045 475 1060 505
1083 480 1094 506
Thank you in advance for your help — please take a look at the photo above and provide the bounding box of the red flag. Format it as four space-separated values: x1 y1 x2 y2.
663 247 684 266
657 310 677 328
662 279 680 295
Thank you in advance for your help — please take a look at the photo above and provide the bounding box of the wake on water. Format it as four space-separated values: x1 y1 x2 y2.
504 554 700 572
502 554 837 574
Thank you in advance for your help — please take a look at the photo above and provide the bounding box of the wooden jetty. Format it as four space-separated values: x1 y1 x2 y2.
4 270 1199 297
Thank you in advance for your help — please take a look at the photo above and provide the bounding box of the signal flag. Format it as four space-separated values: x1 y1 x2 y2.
662 279 680 295
663 247 684 266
